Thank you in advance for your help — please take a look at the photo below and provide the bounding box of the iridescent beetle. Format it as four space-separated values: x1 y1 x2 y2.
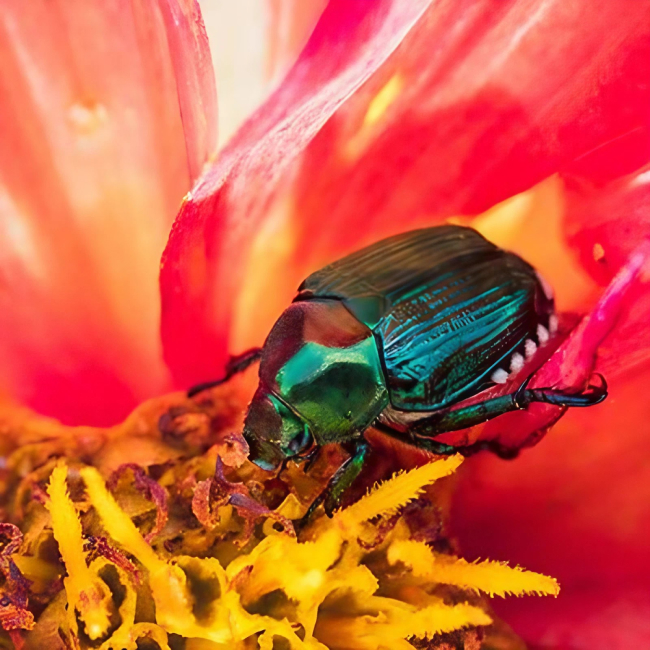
190 226 606 515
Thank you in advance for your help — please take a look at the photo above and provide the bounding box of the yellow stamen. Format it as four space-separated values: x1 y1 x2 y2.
46 464 112 640
336 455 463 527
316 598 491 650
388 539 560 597
33 454 558 649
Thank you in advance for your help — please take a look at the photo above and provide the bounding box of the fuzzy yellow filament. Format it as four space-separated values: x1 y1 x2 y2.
38 457 561 650
46 465 113 640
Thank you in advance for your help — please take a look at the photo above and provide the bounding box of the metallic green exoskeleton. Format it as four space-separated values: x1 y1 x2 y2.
190 226 607 516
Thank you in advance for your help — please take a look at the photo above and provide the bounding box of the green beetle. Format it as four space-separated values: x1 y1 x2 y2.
191 226 606 515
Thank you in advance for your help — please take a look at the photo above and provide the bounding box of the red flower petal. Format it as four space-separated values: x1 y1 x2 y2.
267 0 330 81
452 364 650 649
452 165 650 649
0 0 216 425
161 0 650 387
536 241 650 388
565 167 650 287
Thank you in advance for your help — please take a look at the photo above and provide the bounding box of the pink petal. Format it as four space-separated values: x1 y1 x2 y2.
159 0 218 181
564 165 650 377
535 240 650 388
0 0 217 425
565 166 650 287
266 0 330 82
161 0 650 387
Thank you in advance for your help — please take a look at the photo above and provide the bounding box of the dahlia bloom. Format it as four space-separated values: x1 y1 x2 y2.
0 1 648 649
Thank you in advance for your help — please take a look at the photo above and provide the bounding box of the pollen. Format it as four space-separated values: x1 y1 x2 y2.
593 242 606 262
0 390 560 649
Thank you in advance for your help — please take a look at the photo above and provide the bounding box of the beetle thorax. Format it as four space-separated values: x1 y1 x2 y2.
243 300 389 468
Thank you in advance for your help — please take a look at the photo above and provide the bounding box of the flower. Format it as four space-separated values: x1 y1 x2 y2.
8 410 560 650
0 1 649 649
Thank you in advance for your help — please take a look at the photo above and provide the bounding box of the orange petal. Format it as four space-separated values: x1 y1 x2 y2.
0 0 217 425
161 0 650 388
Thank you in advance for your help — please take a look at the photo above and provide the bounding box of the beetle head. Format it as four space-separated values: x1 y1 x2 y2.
243 387 314 471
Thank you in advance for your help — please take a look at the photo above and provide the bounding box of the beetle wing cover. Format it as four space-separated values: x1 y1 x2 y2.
299 226 553 410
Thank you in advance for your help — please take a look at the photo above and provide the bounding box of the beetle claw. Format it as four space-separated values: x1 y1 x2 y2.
546 372 608 407
579 372 608 405
519 372 608 409
513 375 533 409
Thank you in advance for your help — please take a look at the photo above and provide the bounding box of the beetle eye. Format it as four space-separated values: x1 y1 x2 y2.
288 426 314 456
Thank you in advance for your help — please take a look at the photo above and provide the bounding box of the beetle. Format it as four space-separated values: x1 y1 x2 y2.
189 226 606 515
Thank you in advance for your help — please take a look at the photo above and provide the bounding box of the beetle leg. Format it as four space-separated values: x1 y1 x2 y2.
409 373 607 437
301 441 370 524
187 347 262 397
373 421 458 455
409 393 528 437
516 373 608 408
300 445 321 473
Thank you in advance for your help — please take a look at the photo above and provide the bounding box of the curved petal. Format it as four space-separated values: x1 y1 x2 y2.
200 0 326 143
452 364 650 649
160 0 219 180
161 0 650 387
266 0 330 81
0 0 217 425
565 168 650 287
161 0 433 385
563 166 650 377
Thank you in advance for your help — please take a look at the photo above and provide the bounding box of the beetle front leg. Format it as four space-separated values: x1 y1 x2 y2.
187 347 262 397
302 441 370 523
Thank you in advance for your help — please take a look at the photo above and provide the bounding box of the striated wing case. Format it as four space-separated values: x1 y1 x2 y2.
297 226 554 411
